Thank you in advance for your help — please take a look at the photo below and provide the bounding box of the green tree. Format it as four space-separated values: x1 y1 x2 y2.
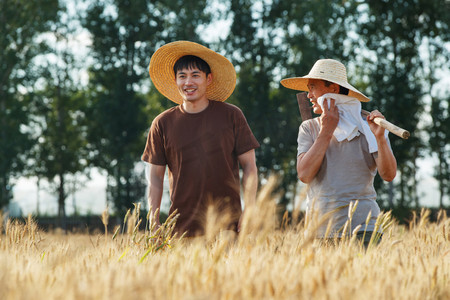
271 0 358 74
445 95 450 205
429 93 449 208
31 23 89 226
0 0 59 209
421 1 450 209
357 0 449 209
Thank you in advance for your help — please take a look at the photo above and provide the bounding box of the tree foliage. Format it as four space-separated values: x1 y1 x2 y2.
0 0 59 209
421 0 450 208
355 0 449 208
32 23 90 223
2 0 449 215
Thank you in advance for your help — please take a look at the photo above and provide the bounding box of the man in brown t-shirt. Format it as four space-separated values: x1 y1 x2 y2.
142 41 259 237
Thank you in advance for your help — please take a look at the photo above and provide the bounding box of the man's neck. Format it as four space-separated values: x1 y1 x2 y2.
182 98 210 114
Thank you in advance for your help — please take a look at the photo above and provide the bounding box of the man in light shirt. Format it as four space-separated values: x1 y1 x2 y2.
281 59 397 245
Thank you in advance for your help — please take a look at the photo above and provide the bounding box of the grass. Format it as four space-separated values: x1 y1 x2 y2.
1 184 449 299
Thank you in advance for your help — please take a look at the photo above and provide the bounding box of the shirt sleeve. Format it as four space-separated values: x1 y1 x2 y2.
297 120 316 157
233 108 260 155
141 119 167 166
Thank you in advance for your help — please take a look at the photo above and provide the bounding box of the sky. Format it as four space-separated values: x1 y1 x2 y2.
11 164 172 217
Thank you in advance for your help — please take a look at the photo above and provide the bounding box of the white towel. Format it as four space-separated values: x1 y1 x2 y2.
318 93 379 153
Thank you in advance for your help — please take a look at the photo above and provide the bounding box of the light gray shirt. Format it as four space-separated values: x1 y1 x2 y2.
297 118 390 237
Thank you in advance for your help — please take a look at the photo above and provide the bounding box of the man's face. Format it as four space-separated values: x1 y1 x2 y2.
307 79 338 114
175 67 212 103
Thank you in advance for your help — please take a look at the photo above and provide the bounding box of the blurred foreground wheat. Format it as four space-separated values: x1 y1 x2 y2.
1 182 449 299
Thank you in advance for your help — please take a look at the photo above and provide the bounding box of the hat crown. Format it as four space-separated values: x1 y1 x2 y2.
149 41 236 104
279 58 370 102
308 59 348 84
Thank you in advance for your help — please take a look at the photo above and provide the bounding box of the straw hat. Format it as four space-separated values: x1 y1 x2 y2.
280 59 370 102
149 41 236 104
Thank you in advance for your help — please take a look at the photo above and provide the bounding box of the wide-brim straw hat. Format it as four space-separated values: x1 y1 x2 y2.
280 59 370 102
149 41 236 104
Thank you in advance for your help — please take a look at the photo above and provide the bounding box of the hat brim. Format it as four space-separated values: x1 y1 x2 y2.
149 41 236 104
280 76 370 102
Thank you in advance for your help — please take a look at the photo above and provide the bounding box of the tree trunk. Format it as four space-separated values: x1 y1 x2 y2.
412 158 419 209
0 97 8 208
58 173 66 231
399 169 405 207
437 151 444 209
36 178 40 216
388 181 394 208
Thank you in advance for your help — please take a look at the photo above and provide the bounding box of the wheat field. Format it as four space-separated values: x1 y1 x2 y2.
1 184 449 300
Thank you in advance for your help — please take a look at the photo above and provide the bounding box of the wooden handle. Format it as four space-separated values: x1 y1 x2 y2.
296 92 312 121
361 110 410 139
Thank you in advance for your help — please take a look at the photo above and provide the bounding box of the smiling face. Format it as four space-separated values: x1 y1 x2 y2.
306 79 339 114
175 67 212 103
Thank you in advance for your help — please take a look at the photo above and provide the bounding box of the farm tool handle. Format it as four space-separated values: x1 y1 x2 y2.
296 92 410 139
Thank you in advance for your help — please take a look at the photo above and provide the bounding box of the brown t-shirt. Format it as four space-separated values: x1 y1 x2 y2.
141 101 259 236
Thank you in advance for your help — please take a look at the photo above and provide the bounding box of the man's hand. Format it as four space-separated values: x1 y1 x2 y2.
366 110 386 139
319 98 340 137
297 98 339 183
367 110 397 182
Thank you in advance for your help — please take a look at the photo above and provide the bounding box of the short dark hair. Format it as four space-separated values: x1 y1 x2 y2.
173 55 211 76
323 80 349 95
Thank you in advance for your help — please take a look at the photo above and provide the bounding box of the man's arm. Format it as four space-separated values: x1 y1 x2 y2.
148 163 166 226
297 99 339 183
237 149 258 231
367 110 397 182
238 149 258 205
